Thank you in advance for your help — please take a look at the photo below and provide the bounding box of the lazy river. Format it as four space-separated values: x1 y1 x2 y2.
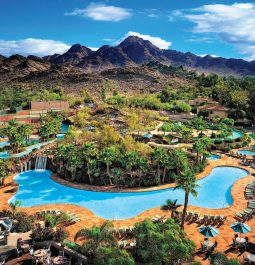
10 166 249 220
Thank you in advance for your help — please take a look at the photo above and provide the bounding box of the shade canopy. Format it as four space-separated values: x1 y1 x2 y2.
230 222 251 234
199 226 219 237
143 133 153 139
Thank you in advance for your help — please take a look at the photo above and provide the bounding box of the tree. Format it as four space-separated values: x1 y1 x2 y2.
73 107 91 128
152 148 167 184
9 200 22 218
39 112 62 141
0 120 25 153
180 127 193 143
81 142 98 184
193 137 212 164
191 117 207 137
19 123 32 145
136 156 148 186
100 146 119 185
161 122 173 135
94 247 135 265
174 168 199 230
75 222 116 261
161 199 181 218
0 159 10 186
96 125 120 147
133 219 195 264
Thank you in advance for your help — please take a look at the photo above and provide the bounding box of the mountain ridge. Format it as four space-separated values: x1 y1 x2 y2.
1 36 255 76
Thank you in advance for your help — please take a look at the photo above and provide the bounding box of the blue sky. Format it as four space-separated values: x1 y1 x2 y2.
1 0 255 60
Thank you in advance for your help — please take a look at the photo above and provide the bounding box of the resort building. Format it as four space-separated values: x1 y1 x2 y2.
188 96 217 107
197 103 230 119
0 101 69 124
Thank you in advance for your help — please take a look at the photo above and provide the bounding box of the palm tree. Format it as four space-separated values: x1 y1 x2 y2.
0 159 10 186
152 148 167 184
125 151 139 178
9 200 22 218
75 221 116 259
19 124 32 145
100 146 119 185
81 142 98 184
174 169 199 230
161 199 181 218
136 156 148 186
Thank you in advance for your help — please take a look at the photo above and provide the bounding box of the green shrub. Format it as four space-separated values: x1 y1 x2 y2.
45 214 58 228
214 139 223 144
54 227 69 243
15 212 34 233
63 240 81 252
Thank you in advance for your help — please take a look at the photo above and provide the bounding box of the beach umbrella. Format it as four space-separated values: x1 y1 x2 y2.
199 226 219 237
230 222 251 234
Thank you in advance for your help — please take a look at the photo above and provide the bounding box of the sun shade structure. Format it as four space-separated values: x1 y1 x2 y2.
199 226 219 237
230 222 251 234
143 133 153 139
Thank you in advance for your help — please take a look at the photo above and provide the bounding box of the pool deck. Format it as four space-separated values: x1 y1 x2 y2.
1 154 255 264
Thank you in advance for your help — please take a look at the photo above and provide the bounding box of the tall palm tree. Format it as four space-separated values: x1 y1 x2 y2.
81 142 98 184
174 169 199 230
152 148 167 184
100 146 119 185
75 221 116 258
161 199 182 218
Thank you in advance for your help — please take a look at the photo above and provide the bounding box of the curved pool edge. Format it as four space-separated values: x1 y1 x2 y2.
7 161 251 221
49 154 249 193
4 165 253 222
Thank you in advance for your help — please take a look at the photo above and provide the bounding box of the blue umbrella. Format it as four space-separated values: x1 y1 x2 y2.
199 226 219 237
230 222 251 234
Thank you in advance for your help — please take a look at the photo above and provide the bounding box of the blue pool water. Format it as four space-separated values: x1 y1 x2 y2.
10 166 248 220
0 152 10 158
237 150 255 156
229 130 243 140
0 141 10 148
209 154 221 160
60 123 69 134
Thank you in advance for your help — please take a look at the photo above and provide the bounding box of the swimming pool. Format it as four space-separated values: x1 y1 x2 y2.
229 130 243 139
0 141 10 148
10 166 249 220
209 154 221 160
237 150 255 156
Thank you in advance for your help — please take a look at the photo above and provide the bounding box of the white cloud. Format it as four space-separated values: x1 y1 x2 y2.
178 3 255 60
88 47 98 51
65 3 132 22
0 38 70 57
123 31 172 49
198 54 219 58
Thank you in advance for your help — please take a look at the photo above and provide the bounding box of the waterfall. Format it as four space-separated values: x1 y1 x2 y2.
20 161 32 172
35 156 47 170
24 162 27 172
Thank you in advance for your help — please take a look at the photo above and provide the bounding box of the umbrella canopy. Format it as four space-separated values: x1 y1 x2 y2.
199 226 219 237
143 133 153 139
230 222 251 234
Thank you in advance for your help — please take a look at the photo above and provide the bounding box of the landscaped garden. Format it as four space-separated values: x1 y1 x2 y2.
0 74 255 264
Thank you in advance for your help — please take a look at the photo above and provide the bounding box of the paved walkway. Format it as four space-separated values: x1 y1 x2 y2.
1 154 255 264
